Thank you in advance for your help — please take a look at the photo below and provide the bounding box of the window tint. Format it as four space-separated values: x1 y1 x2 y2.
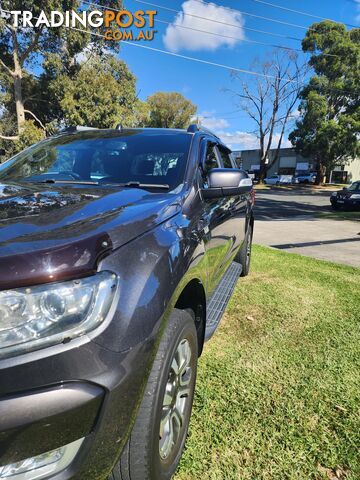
218 146 233 169
348 182 360 191
202 142 219 177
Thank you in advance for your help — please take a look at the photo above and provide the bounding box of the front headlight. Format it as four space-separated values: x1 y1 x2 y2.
0 272 118 359
331 192 337 197
350 194 360 199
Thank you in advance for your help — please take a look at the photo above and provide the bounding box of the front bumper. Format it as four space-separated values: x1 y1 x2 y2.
330 196 360 208
0 331 156 479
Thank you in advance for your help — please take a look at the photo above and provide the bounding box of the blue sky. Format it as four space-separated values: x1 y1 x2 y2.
119 0 359 150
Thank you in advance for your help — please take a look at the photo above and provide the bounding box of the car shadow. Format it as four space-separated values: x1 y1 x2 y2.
271 237 360 249
254 196 331 221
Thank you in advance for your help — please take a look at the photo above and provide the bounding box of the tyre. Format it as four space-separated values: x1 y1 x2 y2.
110 309 198 480
276 181 280 186
235 222 253 277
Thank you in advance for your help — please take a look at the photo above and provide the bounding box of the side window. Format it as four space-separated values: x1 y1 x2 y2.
202 142 220 177
218 146 233 169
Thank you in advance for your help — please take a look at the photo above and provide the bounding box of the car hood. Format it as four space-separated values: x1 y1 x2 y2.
0 182 181 289
336 189 352 198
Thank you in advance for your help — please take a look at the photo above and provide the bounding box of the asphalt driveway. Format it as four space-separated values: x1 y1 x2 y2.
254 188 360 268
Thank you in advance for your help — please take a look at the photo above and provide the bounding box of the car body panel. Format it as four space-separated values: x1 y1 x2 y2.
0 127 254 479
264 174 293 185
294 173 316 184
0 182 181 289
330 181 360 209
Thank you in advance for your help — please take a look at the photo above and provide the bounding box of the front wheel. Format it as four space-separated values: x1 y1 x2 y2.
110 309 198 480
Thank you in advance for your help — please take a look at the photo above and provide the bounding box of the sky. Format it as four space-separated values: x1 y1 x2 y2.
118 0 360 150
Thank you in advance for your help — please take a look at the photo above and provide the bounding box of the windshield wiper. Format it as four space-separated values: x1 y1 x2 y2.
36 179 100 185
104 181 170 190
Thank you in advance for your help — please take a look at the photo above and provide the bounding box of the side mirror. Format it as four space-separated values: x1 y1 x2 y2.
201 168 253 199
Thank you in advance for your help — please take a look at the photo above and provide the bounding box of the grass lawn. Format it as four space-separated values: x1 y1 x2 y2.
176 245 360 480
317 210 360 222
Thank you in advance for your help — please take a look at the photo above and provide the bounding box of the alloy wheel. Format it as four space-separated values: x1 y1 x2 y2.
159 339 193 460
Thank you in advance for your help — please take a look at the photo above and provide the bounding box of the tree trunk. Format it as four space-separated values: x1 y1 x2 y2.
14 74 25 133
315 160 326 185
259 156 267 184
12 33 25 135
258 134 266 184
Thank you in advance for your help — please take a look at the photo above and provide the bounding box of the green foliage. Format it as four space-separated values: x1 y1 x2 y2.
0 120 44 158
49 55 137 128
0 0 123 153
290 21 360 180
130 100 151 127
147 92 197 129
15 120 45 151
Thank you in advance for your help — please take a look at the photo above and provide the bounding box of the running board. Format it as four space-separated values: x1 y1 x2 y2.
205 261 242 341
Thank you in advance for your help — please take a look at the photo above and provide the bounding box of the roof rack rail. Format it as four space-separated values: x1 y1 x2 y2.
61 126 99 133
187 123 220 140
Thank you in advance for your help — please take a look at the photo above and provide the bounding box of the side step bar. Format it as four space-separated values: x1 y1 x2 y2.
205 261 242 341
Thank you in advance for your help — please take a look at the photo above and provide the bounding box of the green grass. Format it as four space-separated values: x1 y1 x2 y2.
317 210 360 222
176 246 360 480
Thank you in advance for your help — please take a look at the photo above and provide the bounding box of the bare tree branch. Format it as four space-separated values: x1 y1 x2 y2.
0 134 19 140
20 26 44 65
24 109 46 130
0 57 14 76
228 50 308 183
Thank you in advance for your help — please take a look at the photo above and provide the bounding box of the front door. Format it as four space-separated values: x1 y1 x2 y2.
199 140 245 293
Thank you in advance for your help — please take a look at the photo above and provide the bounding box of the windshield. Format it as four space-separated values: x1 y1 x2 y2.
0 130 192 191
348 182 360 191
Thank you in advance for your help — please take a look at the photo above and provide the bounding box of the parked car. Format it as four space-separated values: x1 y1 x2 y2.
330 181 360 209
294 172 317 184
264 174 293 185
0 124 254 480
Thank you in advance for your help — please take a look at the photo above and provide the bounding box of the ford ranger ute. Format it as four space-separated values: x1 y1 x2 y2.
0 124 254 480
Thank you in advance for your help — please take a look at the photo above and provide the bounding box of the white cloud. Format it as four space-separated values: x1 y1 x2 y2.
219 131 259 150
194 112 230 130
163 0 245 52
219 131 292 151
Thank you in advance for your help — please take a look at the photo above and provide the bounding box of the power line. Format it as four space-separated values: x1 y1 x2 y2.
155 16 305 53
135 0 308 31
82 0 301 42
0 8 356 96
84 1 306 54
189 0 310 30
0 7 299 83
86 1 339 58
253 0 359 29
127 0 303 41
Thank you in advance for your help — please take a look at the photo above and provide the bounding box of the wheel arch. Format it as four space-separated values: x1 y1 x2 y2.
174 279 206 356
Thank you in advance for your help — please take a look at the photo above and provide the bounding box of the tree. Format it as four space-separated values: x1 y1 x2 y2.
49 54 138 128
289 21 360 184
228 51 308 183
147 92 197 129
0 1 122 142
129 100 151 127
